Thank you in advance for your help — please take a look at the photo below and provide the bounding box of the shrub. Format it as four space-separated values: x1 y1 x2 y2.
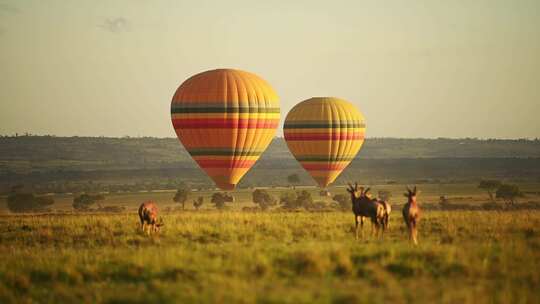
280 190 313 209
73 194 105 211
7 186 54 213
211 193 233 209
252 189 277 210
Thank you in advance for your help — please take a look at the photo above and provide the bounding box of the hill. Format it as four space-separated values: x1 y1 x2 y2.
0 136 539 193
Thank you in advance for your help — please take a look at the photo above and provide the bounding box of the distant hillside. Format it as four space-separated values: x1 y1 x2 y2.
0 136 539 193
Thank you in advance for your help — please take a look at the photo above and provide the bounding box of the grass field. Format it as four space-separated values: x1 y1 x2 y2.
1 208 539 303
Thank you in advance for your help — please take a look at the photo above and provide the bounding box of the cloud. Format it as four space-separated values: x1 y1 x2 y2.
98 17 130 33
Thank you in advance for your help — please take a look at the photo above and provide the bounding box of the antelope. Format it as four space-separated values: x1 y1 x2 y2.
347 183 385 240
402 186 420 245
377 198 392 230
138 201 164 235
363 187 391 232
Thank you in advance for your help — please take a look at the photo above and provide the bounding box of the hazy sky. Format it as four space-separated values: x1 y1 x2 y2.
1 0 539 138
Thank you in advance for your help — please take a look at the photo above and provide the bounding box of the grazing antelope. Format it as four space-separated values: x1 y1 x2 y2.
402 186 420 245
347 183 385 240
138 201 164 235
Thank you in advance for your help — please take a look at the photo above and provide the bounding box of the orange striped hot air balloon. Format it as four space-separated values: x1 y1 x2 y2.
171 69 280 190
284 97 365 187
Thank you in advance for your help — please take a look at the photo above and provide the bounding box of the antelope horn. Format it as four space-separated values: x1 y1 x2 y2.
354 182 358 190
413 186 417 194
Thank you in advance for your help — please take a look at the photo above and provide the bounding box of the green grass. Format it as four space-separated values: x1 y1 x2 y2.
1 210 539 303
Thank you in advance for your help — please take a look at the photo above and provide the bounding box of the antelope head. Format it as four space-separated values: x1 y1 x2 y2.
404 186 418 202
347 182 363 199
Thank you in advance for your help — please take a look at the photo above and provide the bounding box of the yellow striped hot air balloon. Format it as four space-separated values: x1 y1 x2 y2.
171 69 280 190
284 97 365 187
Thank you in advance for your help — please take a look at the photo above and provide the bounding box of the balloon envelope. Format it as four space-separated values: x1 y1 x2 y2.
284 97 365 187
171 69 280 190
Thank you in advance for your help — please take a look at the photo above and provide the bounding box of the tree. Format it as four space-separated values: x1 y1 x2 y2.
7 186 54 213
332 194 349 210
478 180 501 202
73 194 105 211
496 184 521 205
279 191 298 209
378 190 392 201
211 193 233 209
193 196 204 210
173 183 190 210
280 190 313 209
296 190 314 209
287 174 301 189
252 189 277 210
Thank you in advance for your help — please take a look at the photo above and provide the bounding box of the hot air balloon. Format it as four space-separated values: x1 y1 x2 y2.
171 69 280 190
284 97 365 187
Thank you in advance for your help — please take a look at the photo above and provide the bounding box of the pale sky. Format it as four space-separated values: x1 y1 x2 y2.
1 0 539 138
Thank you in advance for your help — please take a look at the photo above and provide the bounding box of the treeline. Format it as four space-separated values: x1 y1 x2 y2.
1 158 539 195
1 136 540 194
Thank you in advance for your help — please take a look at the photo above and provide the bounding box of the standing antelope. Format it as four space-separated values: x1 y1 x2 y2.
378 199 392 230
402 186 420 245
138 201 164 235
347 183 385 240
363 188 391 231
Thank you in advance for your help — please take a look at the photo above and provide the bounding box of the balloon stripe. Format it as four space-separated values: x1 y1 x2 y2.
301 163 349 170
196 159 256 168
171 106 280 114
295 156 357 161
173 118 279 129
284 133 364 141
284 122 365 129
188 149 263 156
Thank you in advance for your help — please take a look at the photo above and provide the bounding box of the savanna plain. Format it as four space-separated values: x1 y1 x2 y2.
1 185 539 303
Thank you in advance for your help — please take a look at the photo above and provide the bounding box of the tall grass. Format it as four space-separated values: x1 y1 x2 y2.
0 210 539 303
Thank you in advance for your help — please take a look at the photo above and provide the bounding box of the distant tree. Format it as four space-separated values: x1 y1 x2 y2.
332 194 349 210
439 195 450 206
478 180 502 202
6 185 54 213
252 189 277 210
211 193 233 209
279 190 315 209
173 183 190 210
496 184 522 205
296 190 314 209
287 174 301 189
73 193 105 211
279 191 298 209
378 190 392 201
193 196 204 210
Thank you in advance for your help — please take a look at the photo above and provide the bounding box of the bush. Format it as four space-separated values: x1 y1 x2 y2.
211 193 233 209
7 190 54 213
73 194 105 211
252 189 277 210
280 190 313 209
